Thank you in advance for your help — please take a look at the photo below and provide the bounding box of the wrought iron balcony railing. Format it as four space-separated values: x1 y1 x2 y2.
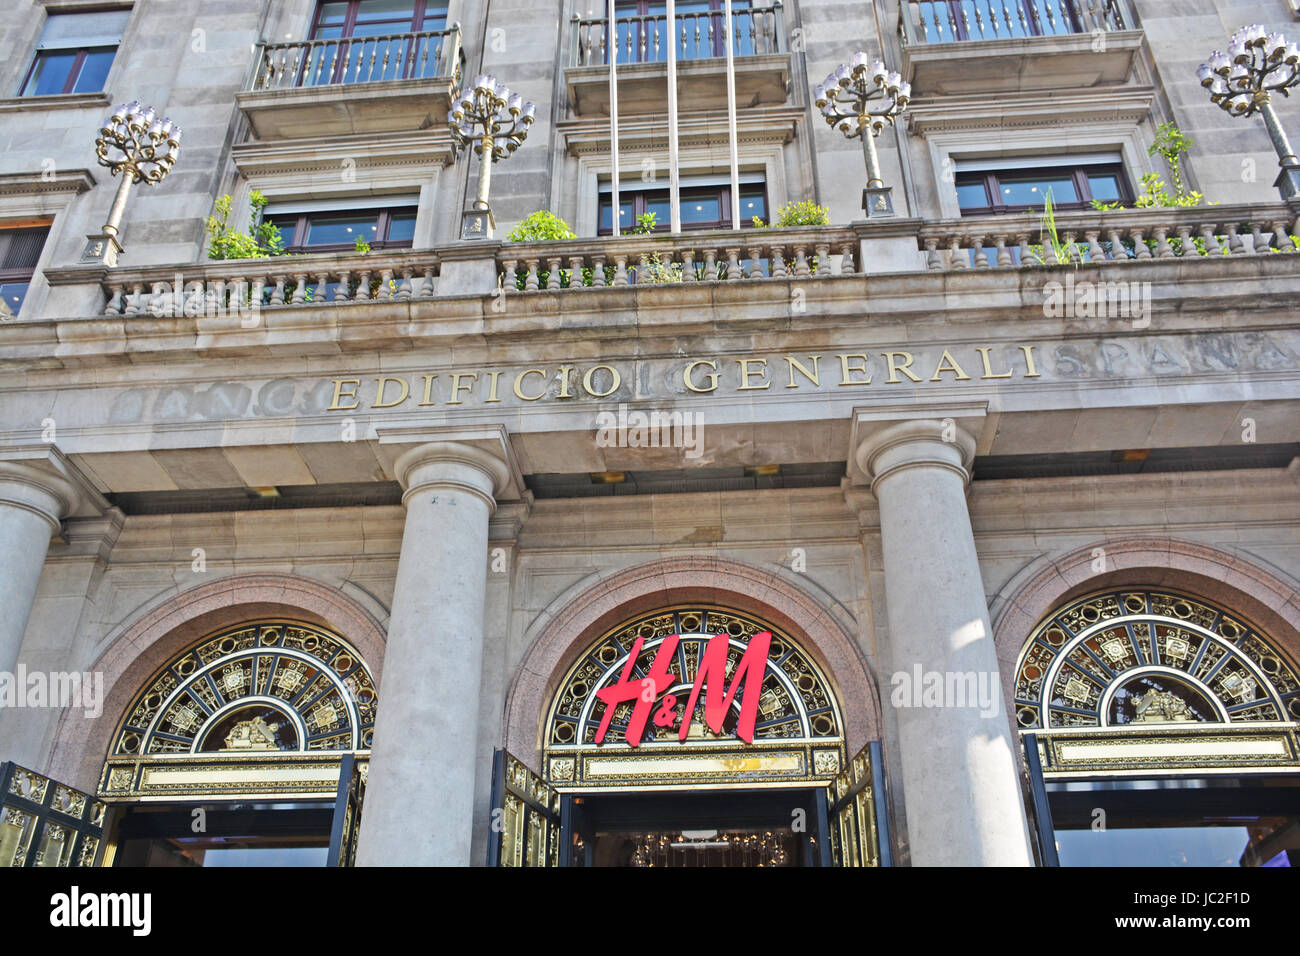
899 0 1130 45
247 24 463 92
571 3 785 67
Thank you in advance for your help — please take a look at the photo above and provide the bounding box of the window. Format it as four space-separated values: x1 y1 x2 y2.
954 154 1132 215
265 203 418 253
0 225 51 318
19 9 130 97
598 178 767 234
310 0 448 40
298 1 450 85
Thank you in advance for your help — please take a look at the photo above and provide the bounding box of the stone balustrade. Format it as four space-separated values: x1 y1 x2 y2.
496 226 861 292
918 203 1300 270
97 251 441 317
63 204 1300 317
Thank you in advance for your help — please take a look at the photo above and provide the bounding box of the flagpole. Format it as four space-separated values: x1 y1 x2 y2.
667 0 681 234
724 0 740 229
608 0 621 236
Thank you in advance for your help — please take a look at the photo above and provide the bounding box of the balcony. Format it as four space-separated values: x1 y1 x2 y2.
565 4 790 117
898 0 1143 95
236 26 464 140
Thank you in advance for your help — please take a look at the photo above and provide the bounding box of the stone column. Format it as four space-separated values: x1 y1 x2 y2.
356 442 508 866
0 462 78 680
856 420 1032 866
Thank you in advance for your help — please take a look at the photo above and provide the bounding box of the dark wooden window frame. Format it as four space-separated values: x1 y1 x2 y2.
308 0 447 40
266 207 417 254
597 182 769 235
955 162 1133 216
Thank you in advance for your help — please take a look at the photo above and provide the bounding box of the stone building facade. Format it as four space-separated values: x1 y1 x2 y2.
0 0 1299 867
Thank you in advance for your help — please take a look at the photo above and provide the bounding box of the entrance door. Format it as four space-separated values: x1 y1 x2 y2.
487 749 565 867
569 788 821 866
0 762 106 867
822 741 892 867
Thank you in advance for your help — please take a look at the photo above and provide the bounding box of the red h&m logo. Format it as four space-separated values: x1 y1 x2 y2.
593 632 772 747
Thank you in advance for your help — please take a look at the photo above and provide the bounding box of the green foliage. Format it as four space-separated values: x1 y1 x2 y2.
1090 122 1205 210
1029 189 1081 267
633 212 658 235
753 201 831 229
506 210 577 242
353 235 371 255
204 190 285 261
635 252 683 284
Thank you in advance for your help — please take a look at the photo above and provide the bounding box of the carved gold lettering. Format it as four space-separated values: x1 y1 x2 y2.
736 358 770 390
684 359 720 393
372 376 409 408
883 351 922 384
582 364 621 397
557 365 575 399
975 346 1013 379
1019 344 1042 378
784 355 821 388
514 368 547 401
418 374 438 406
446 372 478 405
485 369 503 403
930 349 971 381
836 354 872 386
328 378 361 411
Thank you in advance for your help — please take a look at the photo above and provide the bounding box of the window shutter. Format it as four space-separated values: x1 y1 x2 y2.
0 228 51 271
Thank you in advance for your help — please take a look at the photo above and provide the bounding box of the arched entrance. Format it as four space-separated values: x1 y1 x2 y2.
492 559 889 868
1010 578 1300 867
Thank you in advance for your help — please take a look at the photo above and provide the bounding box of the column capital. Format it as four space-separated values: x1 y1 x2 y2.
394 441 510 513
854 418 977 495
0 460 81 533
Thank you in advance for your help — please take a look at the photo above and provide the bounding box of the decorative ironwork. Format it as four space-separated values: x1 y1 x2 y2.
0 763 105 868
544 606 845 789
111 620 377 758
824 741 890 867
327 754 367 867
1014 588 1300 730
487 750 562 867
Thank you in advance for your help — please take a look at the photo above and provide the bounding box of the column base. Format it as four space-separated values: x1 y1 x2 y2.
81 233 122 267
461 205 496 240
862 186 896 218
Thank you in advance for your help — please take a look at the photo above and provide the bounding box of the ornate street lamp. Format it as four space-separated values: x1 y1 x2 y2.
84 101 181 266
448 73 536 239
1198 24 1300 199
813 53 910 217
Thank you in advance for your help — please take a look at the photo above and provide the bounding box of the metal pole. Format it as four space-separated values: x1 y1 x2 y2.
667 0 681 234
101 169 136 239
1258 92 1300 168
476 135 493 209
724 0 740 229
861 122 884 189
608 0 621 236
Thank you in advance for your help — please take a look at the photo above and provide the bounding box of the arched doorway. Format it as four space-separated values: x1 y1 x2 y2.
1013 586 1300 867
82 618 375 867
493 575 889 868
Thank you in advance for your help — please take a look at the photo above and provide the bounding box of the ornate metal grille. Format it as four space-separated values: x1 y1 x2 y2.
1015 588 1300 729
0 763 105 867
543 606 846 789
111 620 377 757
